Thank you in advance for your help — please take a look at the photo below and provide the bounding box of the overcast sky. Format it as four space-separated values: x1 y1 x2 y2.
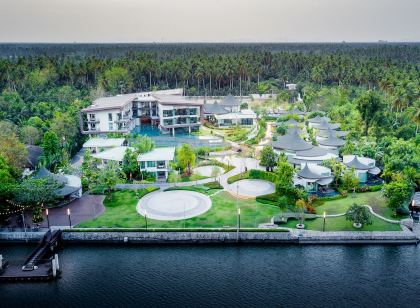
0 0 419 42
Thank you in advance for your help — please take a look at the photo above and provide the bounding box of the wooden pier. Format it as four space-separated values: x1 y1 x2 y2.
0 229 62 282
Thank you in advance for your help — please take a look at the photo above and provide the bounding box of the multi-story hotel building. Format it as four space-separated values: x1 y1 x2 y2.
80 89 204 136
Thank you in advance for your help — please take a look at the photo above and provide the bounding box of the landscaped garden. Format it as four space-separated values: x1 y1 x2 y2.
77 188 402 231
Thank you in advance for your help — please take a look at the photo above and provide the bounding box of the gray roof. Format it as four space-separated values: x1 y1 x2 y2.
284 118 299 126
344 156 371 170
298 164 331 179
153 94 202 106
34 167 67 186
203 102 229 115
317 130 346 147
295 146 336 157
287 107 306 116
313 119 340 130
82 93 139 112
308 115 330 123
220 94 241 107
272 127 312 151
317 128 349 138
25 145 43 169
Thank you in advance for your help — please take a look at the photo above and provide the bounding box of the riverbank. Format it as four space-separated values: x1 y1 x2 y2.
1 228 418 245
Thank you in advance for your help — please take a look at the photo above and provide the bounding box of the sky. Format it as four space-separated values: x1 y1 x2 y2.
0 0 419 43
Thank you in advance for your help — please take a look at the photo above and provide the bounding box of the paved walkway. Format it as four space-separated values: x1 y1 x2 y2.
2 195 105 229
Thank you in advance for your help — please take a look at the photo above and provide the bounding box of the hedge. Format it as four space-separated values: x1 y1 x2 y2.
65 228 290 232
245 120 267 145
227 171 250 184
249 169 278 183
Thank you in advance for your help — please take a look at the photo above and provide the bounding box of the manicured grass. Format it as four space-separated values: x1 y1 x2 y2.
282 215 401 231
315 192 385 215
77 188 157 228
78 190 281 229
78 190 402 231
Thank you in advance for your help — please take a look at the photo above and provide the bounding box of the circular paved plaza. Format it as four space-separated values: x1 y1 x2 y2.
233 179 275 197
193 165 224 177
137 190 212 221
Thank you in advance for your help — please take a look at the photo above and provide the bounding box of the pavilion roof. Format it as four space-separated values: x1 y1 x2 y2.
272 127 312 151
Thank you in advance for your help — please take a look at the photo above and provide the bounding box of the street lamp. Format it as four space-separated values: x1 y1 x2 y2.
144 210 148 230
322 212 326 232
67 208 72 228
237 208 241 242
46 208 50 229
21 211 27 242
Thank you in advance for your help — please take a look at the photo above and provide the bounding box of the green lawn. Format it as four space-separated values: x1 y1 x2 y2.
315 191 408 221
282 215 401 231
77 190 402 231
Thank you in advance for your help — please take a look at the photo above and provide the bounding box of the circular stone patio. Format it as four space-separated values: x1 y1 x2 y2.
233 179 275 197
137 190 212 221
193 165 224 177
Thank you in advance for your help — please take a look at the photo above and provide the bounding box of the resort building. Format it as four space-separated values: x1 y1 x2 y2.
82 138 126 153
203 95 256 127
137 147 175 181
342 155 381 184
310 118 340 130
317 128 346 149
288 146 338 167
34 167 82 202
92 146 135 165
272 126 312 154
308 115 330 125
80 89 204 136
294 163 334 193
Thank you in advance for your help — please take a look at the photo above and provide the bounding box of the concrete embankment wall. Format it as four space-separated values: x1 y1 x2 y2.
62 231 296 244
1 229 418 245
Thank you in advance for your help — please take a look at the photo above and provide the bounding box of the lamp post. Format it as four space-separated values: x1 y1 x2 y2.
237 208 241 242
144 210 148 230
46 208 50 229
322 212 326 232
67 208 72 228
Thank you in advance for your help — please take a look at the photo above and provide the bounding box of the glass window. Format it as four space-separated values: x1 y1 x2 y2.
140 161 145 169
147 161 156 168
108 113 113 121
108 123 113 131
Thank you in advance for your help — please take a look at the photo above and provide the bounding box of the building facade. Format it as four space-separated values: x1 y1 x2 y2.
80 89 204 136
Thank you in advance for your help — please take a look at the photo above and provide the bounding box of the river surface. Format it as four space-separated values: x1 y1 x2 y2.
1 244 420 307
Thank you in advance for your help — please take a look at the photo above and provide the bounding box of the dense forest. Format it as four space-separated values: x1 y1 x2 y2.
0 43 419 217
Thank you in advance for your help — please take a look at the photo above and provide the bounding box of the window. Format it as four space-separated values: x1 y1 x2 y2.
147 161 156 168
140 161 145 169
108 123 113 131
89 114 96 121
108 113 113 121
163 110 174 117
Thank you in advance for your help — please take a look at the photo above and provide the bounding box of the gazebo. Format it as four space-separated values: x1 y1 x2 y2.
219 94 241 112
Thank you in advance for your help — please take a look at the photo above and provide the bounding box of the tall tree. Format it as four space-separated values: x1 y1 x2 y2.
177 144 196 176
356 91 384 136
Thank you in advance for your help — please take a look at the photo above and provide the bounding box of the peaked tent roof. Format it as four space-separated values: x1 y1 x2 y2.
25 145 43 169
272 127 312 151
284 118 299 126
313 119 340 130
298 163 331 179
287 107 306 115
317 128 349 138
295 146 337 157
220 94 241 107
344 156 371 170
308 115 330 123
203 102 229 115
317 129 346 147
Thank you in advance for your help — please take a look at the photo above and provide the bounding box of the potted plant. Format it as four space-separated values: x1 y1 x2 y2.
345 204 372 229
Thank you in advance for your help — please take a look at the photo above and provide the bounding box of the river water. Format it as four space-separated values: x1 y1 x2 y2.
1 244 420 307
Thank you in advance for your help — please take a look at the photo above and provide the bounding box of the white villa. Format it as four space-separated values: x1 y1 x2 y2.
288 146 338 167
342 155 381 183
203 94 256 127
92 146 135 165
317 128 346 149
294 163 334 193
80 89 204 136
137 147 176 181
82 138 126 153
